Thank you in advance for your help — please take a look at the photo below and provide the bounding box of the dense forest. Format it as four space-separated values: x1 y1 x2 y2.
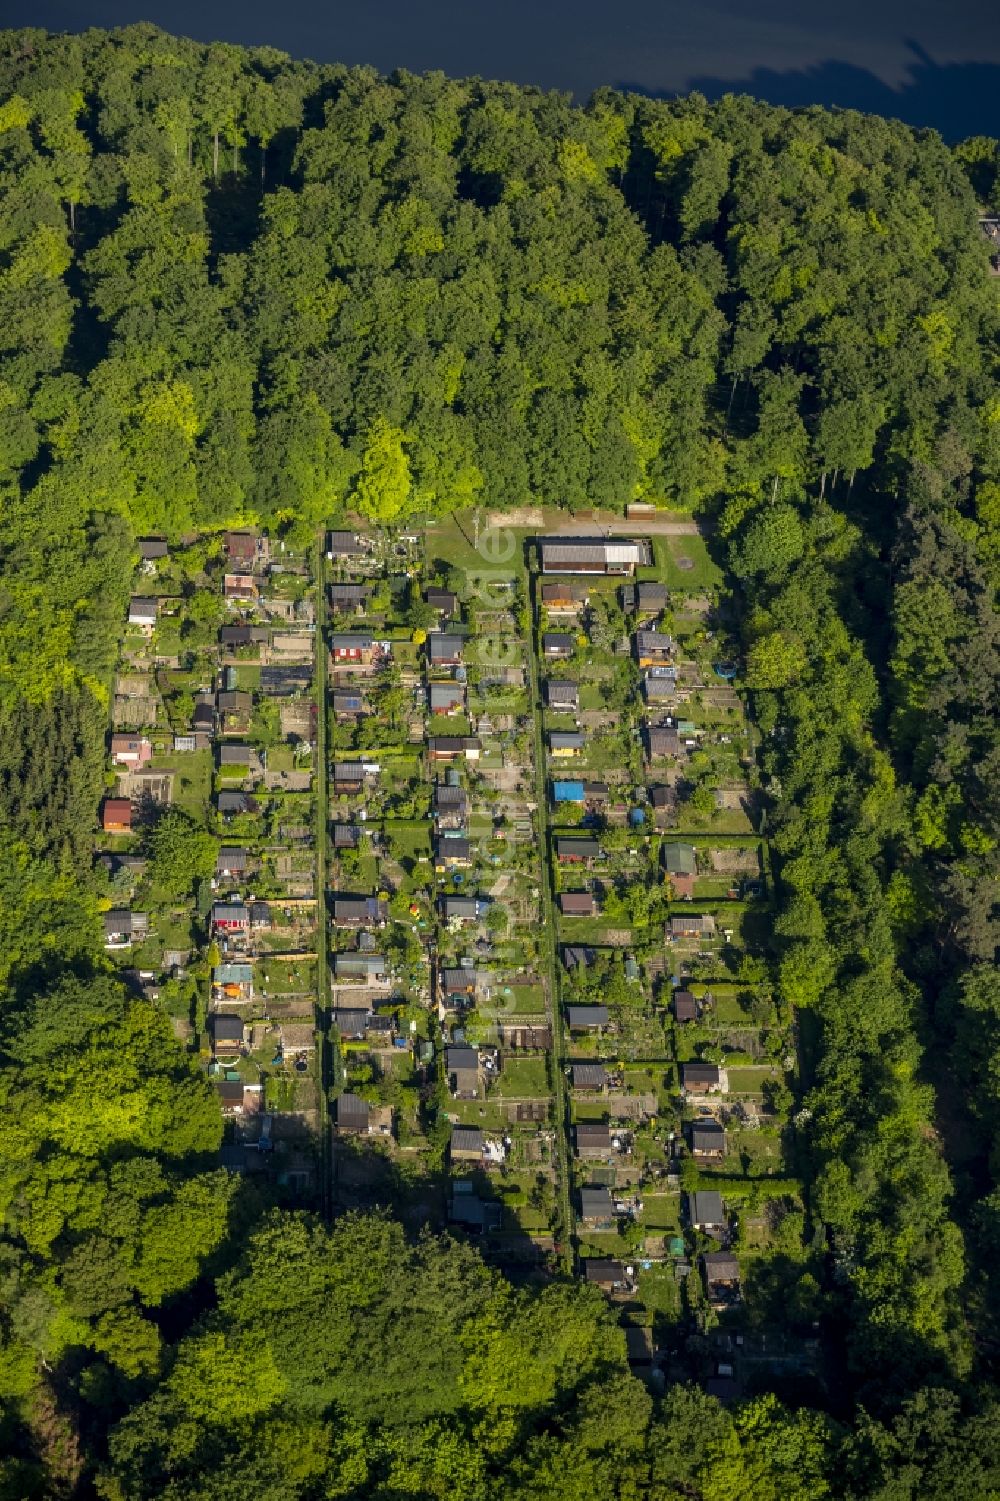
0 23 997 1498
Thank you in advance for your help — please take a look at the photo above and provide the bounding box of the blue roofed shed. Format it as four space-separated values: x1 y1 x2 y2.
553 779 586 803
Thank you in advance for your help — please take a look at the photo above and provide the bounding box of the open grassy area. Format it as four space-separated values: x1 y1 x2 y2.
650 534 723 592
639 1193 682 1231
494 1055 550 1098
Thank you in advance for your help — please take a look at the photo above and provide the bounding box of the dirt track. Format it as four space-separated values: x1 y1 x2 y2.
487 508 704 536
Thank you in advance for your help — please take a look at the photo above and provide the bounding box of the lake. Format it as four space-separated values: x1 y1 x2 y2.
11 0 1000 141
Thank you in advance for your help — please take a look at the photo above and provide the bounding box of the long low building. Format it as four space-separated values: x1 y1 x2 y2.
539 536 652 575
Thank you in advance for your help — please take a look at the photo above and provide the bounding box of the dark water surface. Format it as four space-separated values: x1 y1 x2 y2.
7 0 1000 140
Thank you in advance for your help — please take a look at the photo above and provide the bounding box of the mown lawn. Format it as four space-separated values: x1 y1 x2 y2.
494 1055 550 1098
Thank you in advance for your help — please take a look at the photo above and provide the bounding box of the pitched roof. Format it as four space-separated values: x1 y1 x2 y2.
539 537 650 568
216 846 249 870
560 891 596 915
218 789 257 814
703 1251 740 1282
446 1045 479 1073
426 587 458 610
451 1127 484 1154
580 1186 614 1219
336 1092 370 1129
442 896 481 918
670 914 716 936
546 679 580 706
435 836 471 862
575 1123 611 1150
219 744 253 764
645 727 681 757
691 1121 726 1152
327 530 362 555
682 1061 721 1085
691 1190 725 1224
571 1063 607 1089
224 530 257 559
211 902 248 924
331 632 372 649
427 631 465 658
555 837 600 859
441 966 477 991
634 581 668 607
567 1005 609 1028
330 1008 369 1037
429 681 465 709
662 843 697 875
210 1013 244 1042
428 736 480 754
333 760 365 780
673 990 698 1021
635 630 673 653
333 896 384 923
583 1258 625 1282
332 690 364 712
434 783 467 807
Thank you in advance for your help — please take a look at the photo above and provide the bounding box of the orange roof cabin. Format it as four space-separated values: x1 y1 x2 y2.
224 573 258 602
102 798 132 833
110 734 152 768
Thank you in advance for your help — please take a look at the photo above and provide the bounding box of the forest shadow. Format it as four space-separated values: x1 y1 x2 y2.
332 1136 556 1281
620 40 1000 141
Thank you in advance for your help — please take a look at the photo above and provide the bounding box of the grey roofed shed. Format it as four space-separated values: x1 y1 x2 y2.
446 1044 479 1068
580 1186 615 1220
575 1123 611 1152
539 537 650 571
549 731 585 751
336 1092 370 1131
691 1190 725 1226
567 1005 609 1028
328 583 369 604
633 581 668 609
662 843 697 875
571 1063 607 1090
555 837 600 859
427 632 465 659
703 1251 740 1282
429 681 465 710
682 1061 721 1086
326 530 362 555
330 1008 369 1039
546 679 579 706
451 1126 484 1154
583 1257 626 1283
210 1013 244 1042
691 1120 726 1154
